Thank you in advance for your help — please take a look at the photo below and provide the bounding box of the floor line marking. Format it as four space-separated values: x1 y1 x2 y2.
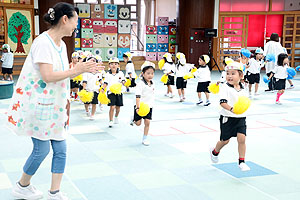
64 173 88 200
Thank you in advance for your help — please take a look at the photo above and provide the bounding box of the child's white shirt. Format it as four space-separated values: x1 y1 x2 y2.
162 62 175 76
125 61 137 79
219 83 247 118
273 65 288 79
135 78 155 108
248 58 264 74
82 72 102 92
0 52 14 68
175 63 194 77
194 65 211 82
104 69 125 94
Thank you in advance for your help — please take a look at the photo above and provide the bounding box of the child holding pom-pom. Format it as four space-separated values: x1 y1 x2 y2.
130 61 155 146
101 57 125 128
175 52 196 102
162 53 176 98
82 55 103 120
268 53 289 104
210 62 251 171
69 52 80 100
193 55 211 106
123 52 137 92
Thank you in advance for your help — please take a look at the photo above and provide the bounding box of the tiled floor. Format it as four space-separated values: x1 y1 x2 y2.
1 71 300 200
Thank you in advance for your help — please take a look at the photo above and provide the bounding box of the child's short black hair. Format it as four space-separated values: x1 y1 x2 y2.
277 53 288 66
142 65 155 73
270 33 279 42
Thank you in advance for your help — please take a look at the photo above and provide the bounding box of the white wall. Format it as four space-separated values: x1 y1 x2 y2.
34 0 39 35
155 0 177 22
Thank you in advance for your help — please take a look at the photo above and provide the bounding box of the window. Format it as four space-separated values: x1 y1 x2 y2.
87 0 99 3
114 0 125 5
126 0 136 4
74 0 85 3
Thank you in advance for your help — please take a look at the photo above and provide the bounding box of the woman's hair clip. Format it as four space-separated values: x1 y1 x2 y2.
48 8 55 21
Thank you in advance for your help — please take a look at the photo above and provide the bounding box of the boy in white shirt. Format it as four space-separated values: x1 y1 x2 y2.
247 48 264 96
0 44 14 81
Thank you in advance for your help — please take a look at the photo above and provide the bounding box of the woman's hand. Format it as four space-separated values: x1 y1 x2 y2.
74 60 98 74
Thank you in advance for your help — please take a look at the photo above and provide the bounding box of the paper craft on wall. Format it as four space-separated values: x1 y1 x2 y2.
118 20 131 34
157 35 168 43
146 35 157 43
146 52 157 61
104 4 117 19
75 38 81 48
117 5 131 20
157 17 169 26
157 26 169 35
104 19 118 33
117 48 130 61
93 33 103 47
81 28 93 38
118 34 130 48
81 38 93 48
91 4 104 18
92 19 105 33
146 43 157 52
81 19 93 29
146 25 157 34
103 47 117 61
103 33 117 47
77 4 90 18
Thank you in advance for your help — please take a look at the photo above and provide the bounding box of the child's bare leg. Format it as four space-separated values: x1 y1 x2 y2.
109 106 115 121
237 133 246 159
115 106 120 117
84 104 89 112
9 74 13 81
144 119 150 136
181 89 185 97
204 92 210 101
214 139 230 152
178 89 182 97
255 83 259 93
91 104 96 116
197 92 202 99
134 119 142 126
248 84 252 93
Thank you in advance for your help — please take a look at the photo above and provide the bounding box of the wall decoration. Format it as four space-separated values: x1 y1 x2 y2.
81 48 93 53
104 4 117 19
117 47 130 61
146 43 157 52
92 19 105 33
103 47 117 61
157 52 164 60
146 35 157 43
169 43 175 53
117 5 130 20
77 4 90 18
77 19 81 29
118 34 130 48
169 25 176 35
157 17 169 26
81 28 93 38
103 33 117 47
91 4 104 18
81 19 93 29
75 28 81 38
118 20 131 34
157 43 168 52
157 26 169 35
81 38 93 48
6 9 33 55
169 35 176 44
146 25 157 34
157 35 168 43
93 33 103 47
93 48 105 59
146 52 157 61
104 19 118 33
75 38 81 48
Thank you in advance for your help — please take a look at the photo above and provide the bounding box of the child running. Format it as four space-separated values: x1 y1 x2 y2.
210 61 250 171
162 53 176 98
69 51 80 100
0 44 14 81
123 52 137 92
130 61 155 146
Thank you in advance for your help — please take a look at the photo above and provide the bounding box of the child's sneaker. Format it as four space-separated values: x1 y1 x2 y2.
129 116 134 126
142 139 150 146
11 182 43 200
209 148 219 163
196 100 203 105
276 101 282 105
169 93 174 98
114 117 119 124
287 85 294 89
86 111 90 117
239 162 250 171
108 121 113 128
89 115 95 121
164 93 169 97
254 92 260 96
179 98 184 102
48 191 69 200
204 101 211 106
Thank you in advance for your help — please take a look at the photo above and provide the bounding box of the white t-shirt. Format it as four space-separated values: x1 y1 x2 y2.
219 83 248 118
220 71 226 83
273 65 288 79
194 65 211 82
175 63 194 77
162 62 175 76
104 69 125 94
0 52 14 68
264 41 284 73
125 61 137 78
248 58 264 74
135 78 155 108
82 72 102 92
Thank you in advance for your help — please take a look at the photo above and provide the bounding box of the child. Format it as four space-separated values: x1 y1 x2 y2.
194 55 211 106
247 48 264 97
287 79 294 89
210 61 250 171
0 44 14 81
238 48 251 88
268 53 289 104
70 52 80 100
162 53 176 98
82 55 102 120
131 61 155 146
175 52 195 102
101 57 125 127
123 52 137 92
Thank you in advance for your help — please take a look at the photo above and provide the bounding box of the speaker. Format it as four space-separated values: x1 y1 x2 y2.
205 29 217 38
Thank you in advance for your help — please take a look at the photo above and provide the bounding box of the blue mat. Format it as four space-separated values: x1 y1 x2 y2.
73 132 115 142
280 125 300 134
212 161 277 178
286 98 300 102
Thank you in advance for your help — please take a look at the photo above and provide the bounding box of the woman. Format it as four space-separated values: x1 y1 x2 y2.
7 3 98 200
264 33 284 91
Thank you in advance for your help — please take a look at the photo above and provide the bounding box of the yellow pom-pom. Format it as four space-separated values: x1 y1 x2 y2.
109 83 122 94
72 74 83 83
124 79 131 87
191 68 197 73
208 83 220 94
183 73 194 80
98 92 110 104
160 74 168 84
158 59 165 70
78 90 94 103
138 102 150 117
233 96 251 114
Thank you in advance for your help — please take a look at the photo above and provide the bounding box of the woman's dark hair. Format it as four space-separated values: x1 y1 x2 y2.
277 53 288 66
44 2 78 26
142 65 155 73
270 33 279 42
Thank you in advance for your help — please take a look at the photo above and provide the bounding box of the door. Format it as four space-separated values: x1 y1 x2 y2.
189 28 209 66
